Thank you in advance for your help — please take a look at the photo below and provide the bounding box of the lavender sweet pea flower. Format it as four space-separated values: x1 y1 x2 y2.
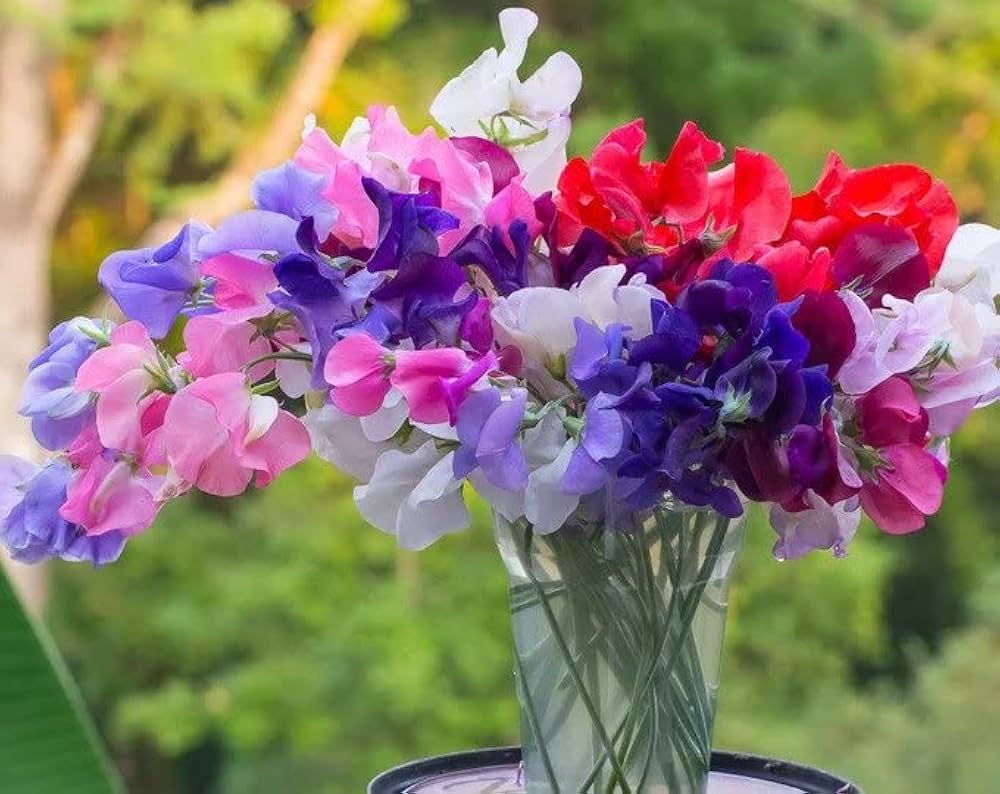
770 493 861 560
562 394 626 496
0 458 125 566
20 317 109 450
251 162 339 240
198 210 300 260
453 387 529 491
99 222 211 338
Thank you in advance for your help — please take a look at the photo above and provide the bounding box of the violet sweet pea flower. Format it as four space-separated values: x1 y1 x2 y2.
20 317 108 451
251 161 339 240
99 222 211 339
0 458 126 566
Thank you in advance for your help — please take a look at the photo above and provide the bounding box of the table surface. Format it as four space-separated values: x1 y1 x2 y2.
403 764 806 793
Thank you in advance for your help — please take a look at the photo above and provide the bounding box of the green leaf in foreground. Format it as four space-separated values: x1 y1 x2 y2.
0 567 122 793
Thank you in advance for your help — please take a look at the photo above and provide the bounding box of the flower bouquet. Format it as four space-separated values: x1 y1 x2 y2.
3 7 998 793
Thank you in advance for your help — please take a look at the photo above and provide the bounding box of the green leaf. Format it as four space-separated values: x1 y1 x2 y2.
0 568 122 793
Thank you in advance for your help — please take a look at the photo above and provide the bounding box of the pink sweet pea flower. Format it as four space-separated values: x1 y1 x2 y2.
200 253 278 310
75 321 166 456
161 372 310 497
324 333 394 417
393 348 497 424
179 307 273 380
60 456 160 536
295 106 495 252
860 443 947 534
324 334 498 424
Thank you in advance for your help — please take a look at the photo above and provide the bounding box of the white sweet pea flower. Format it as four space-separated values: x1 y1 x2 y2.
430 7 583 194
492 265 663 382
770 493 861 560
353 441 470 550
935 222 1000 307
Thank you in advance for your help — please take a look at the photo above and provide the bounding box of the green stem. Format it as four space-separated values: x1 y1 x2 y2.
515 526 633 794
242 350 312 372
513 650 561 792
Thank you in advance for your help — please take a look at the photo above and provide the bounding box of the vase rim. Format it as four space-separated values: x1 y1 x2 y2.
367 746 863 793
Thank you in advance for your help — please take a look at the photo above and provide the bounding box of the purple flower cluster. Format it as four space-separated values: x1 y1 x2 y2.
561 261 835 517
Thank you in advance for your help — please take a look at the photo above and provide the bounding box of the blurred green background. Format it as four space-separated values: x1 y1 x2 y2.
3 0 1000 792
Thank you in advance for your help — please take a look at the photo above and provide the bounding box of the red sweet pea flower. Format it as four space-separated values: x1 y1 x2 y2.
685 147 792 262
555 119 724 252
781 152 959 277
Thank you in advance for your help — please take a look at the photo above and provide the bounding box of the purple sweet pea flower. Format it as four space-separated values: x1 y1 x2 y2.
831 223 930 307
362 178 458 271
270 253 383 388
0 458 125 566
20 318 109 450
451 220 532 296
371 252 477 348
628 300 700 372
251 162 339 240
99 222 211 338
454 387 529 491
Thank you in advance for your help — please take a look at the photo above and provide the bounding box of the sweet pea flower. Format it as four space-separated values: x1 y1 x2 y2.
296 106 495 251
0 458 126 565
353 440 469 550
305 392 418 483
453 387 529 491
75 321 175 456
20 317 108 451
430 7 582 195
859 443 947 535
491 264 664 384
160 372 311 497
250 161 339 240
856 376 929 448
325 333 497 424
99 222 212 339
837 289 949 395
935 222 1000 306
60 456 160 537
770 492 861 560
179 308 273 380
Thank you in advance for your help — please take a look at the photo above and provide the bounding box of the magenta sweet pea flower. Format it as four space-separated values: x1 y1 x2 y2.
856 376 929 448
859 443 947 534
160 373 311 497
393 347 497 424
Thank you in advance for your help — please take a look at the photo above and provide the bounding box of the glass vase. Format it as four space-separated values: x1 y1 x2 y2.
495 501 746 794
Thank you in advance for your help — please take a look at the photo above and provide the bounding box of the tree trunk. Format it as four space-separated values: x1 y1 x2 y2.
0 7 59 615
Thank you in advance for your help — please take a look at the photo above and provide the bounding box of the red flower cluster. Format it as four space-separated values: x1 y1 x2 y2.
555 121 959 306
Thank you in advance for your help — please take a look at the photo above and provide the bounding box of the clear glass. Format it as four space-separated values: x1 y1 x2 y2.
495 502 746 794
